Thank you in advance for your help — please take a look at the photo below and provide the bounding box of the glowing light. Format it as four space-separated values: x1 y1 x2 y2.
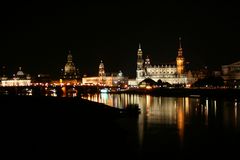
185 97 189 116
235 104 237 128
1 79 31 86
146 85 152 90
100 88 109 93
146 95 151 117
214 100 217 117
205 99 208 126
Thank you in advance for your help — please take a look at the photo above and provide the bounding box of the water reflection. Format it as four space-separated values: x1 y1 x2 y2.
82 93 240 153
82 93 240 127
45 88 57 97
177 98 184 145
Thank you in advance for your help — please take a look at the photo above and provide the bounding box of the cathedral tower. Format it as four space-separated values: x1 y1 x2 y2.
136 43 144 79
176 37 185 75
145 55 151 68
99 60 105 77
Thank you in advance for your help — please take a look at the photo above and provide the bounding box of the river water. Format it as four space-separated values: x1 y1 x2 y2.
82 93 240 158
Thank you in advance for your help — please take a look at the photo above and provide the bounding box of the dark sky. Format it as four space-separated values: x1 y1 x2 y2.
1 1 240 78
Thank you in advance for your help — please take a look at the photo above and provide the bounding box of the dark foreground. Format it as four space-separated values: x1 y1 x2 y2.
1 95 140 159
2 95 240 159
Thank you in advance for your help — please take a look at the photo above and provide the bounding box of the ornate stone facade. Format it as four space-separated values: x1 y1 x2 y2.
82 60 128 87
135 38 187 85
60 51 80 84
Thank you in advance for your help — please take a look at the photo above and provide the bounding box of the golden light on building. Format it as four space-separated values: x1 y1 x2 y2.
82 61 128 87
176 37 185 75
1 67 31 87
134 38 187 86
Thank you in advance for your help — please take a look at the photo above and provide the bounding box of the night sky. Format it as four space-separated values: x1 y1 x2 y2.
1 1 240 78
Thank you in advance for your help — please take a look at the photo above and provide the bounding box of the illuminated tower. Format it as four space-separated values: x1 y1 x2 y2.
144 55 151 77
176 37 185 75
136 43 144 79
99 60 105 77
145 55 151 68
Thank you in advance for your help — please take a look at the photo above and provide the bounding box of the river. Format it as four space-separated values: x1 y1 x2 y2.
82 93 240 158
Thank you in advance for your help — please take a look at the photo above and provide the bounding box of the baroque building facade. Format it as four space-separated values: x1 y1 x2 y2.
1 67 31 86
82 60 128 87
60 51 80 84
135 38 187 85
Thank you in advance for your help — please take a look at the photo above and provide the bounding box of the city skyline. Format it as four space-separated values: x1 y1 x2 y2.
2 1 240 77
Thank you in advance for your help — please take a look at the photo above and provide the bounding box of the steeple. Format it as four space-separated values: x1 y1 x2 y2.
179 37 182 49
99 60 105 77
176 37 185 75
136 43 144 79
178 37 183 57
137 43 143 69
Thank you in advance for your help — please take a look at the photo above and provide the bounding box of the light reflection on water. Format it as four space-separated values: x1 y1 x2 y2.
82 93 240 153
82 93 225 125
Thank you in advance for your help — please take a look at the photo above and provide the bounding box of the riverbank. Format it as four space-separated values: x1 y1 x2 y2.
1 95 140 159
1 85 240 98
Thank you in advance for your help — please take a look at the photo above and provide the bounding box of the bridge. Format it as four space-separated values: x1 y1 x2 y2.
0 84 104 97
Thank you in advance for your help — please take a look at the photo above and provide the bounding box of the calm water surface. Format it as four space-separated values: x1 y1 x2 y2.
82 93 240 157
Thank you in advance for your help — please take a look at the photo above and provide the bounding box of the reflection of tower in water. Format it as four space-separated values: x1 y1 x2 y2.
205 99 209 126
177 98 184 147
234 99 239 129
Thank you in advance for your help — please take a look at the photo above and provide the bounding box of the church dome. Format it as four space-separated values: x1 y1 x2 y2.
63 51 78 78
64 62 76 74
16 67 24 76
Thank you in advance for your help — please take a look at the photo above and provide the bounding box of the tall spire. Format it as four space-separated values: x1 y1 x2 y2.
176 37 185 75
137 43 143 70
136 43 144 79
179 37 182 49
178 37 183 56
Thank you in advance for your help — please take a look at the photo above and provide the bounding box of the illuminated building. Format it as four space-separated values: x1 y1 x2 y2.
176 37 185 75
134 38 188 85
1 67 31 86
60 50 80 84
222 61 240 81
82 60 128 87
